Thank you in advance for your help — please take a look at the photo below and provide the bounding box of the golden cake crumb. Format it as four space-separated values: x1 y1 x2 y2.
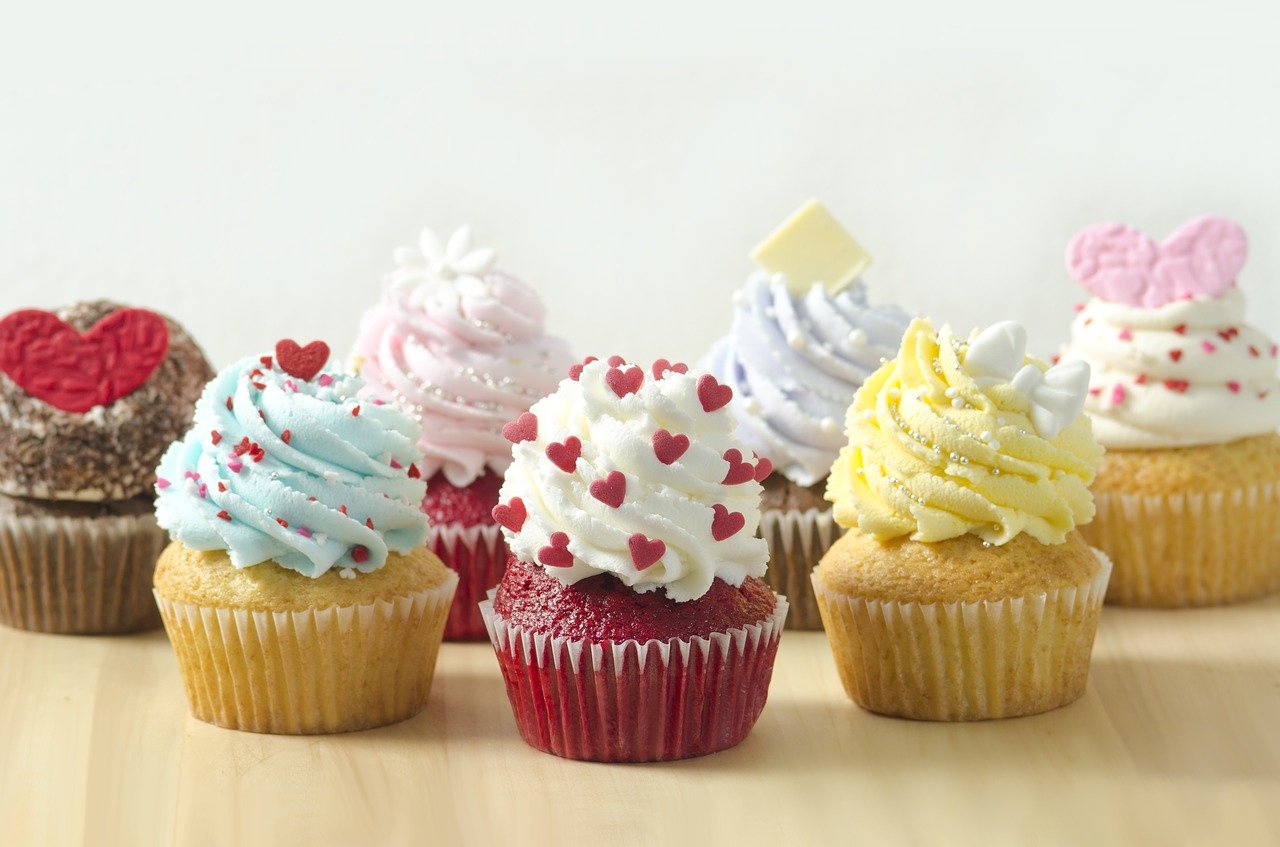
1092 433 1280 495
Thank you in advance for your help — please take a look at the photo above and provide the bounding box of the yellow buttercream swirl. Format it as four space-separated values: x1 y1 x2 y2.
826 318 1103 545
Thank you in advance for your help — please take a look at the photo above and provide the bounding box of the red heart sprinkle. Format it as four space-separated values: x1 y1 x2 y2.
351 545 369 564
568 356 598 381
1218 329 1236 342
1173 324 1187 335
210 430 222 445
274 339 329 382
1168 349 1183 362
606 365 644 397
607 355 627 367
216 510 232 521
1088 387 1102 396
502 411 538 443
546 436 582 473
217 482 227 492
697 374 733 412
538 531 574 568
407 463 421 479
651 358 689 380
711 504 746 541
753 457 773 482
492 497 527 533
1164 379 1189 393
1135 373 1148 384
628 533 665 570
0 308 169 413
652 429 690 464
281 429 291 444
722 449 754 485
1227 381 1241 393
589 471 627 508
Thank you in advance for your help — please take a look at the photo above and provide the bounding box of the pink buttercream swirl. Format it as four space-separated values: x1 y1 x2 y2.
353 229 572 487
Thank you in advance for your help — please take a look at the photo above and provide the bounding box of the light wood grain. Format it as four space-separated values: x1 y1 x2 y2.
2 596 1278 847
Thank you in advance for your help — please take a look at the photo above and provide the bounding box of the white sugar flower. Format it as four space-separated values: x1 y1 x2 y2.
388 225 497 309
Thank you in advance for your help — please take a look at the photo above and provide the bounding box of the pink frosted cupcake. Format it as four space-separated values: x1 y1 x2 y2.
352 226 573 638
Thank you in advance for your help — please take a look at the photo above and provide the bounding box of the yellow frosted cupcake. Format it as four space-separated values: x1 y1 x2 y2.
1063 216 1280 606
815 318 1110 721
152 339 456 734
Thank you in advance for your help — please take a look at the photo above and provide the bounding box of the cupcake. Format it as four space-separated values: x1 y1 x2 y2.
0 300 213 633
704 200 909 629
352 226 572 639
1063 216 1280 606
480 356 788 761
816 318 1111 721
152 338 456 734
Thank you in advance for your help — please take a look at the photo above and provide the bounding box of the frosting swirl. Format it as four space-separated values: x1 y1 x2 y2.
155 352 429 577
495 358 769 602
1067 289 1280 449
704 272 909 486
827 318 1102 546
353 227 573 487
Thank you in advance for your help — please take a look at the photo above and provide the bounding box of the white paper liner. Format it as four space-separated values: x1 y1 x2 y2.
1084 483 1280 606
758 507 843 630
427 521 508 640
480 590 789 761
154 570 457 735
0 512 168 634
812 550 1112 721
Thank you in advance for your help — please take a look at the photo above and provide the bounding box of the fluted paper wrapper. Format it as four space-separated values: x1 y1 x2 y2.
481 592 789 762
813 551 1111 721
154 571 457 735
0 512 168 634
1081 483 1280 607
759 507 842 630
429 522 509 641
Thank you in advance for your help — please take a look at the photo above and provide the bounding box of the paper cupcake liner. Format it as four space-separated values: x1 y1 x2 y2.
480 591 789 762
812 551 1111 721
154 571 457 735
0 512 168 634
1081 483 1280 607
759 507 843 630
429 522 509 641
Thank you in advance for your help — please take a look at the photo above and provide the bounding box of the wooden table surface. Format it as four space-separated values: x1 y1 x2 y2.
2 594 1278 847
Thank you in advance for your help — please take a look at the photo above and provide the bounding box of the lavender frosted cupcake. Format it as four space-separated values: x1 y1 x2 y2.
703 201 909 628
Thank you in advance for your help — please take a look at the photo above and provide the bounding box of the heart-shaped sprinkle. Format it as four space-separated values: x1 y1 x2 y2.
546 436 582 473
1165 379 1189 393
652 358 689 380
274 339 330 382
1228 381 1241 394
711 504 746 541
216 510 232 521
1169 349 1183 362
1173 324 1187 335
539 532 574 568
1118 328 1132 341
568 356 598 381
502 411 538 443
1135 373 1148 385
1218 328 1238 341
753 457 773 482
606 365 644 397
492 497 527 532
1111 384 1126 405
589 471 626 508
607 355 627 367
652 429 690 464
697 374 733 412
0 308 170 413
628 533 665 570
352 545 370 564
722 449 754 485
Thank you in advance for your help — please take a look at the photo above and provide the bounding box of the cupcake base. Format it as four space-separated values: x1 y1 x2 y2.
0 511 168 634
429 522 508 641
480 591 789 762
758 507 842 630
813 550 1111 721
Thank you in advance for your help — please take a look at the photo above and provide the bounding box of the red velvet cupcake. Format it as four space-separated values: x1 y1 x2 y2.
481 355 788 762
352 226 573 639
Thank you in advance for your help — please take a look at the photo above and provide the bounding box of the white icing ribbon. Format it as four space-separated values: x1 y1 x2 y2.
964 321 1090 439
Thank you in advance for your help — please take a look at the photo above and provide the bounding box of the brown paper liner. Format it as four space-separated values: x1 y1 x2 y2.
154 571 457 734
759 507 842 630
1081 484 1280 607
813 551 1112 721
0 512 168 634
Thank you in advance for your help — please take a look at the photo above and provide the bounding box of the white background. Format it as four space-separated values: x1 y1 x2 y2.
1 2 1278 369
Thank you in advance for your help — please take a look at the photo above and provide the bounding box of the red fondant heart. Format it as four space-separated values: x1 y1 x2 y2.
606 365 644 397
0 308 169 413
651 358 689 380
711 504 746 541
652 429 690 465
546 436 582 473
1169 349 1183 363
492 497 527 533
697 374 733 412
275 339 330 382
628 533 665 570
721 449 754 485
538 531 574 568
753 456 773 482
589 471 627 508
502 411 538 443
568 356 598 381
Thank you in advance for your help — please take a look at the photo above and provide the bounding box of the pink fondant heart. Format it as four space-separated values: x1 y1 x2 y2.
588 471 626 509
710 504 745 541
502 411 538 443
1066 216 1247 308
492 497 527 532
538 531 574 568
697 374 733 412
605 365 644 397
652 429 690 465
628 533 665 570
546 436 582 473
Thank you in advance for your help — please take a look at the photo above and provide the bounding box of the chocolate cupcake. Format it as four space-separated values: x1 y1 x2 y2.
0 300 213 633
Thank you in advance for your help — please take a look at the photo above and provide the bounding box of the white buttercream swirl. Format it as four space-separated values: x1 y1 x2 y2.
1066 288 1280 448
497 359 769 602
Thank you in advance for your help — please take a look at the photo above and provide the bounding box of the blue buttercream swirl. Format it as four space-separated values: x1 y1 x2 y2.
704 271 910 487
155 355 429 577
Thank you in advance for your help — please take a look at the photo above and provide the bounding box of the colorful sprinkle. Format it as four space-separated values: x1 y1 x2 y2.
318 374 334 387
1173 324 1187 335
1228 381 1241 394
1169 349 1183 362
1111 384 1126 405
1202 341 1216 353
408 463 421 479
1165 379 1189 393
1118 327 1132 341
216 510 232 521
210 430 222 445
351 545 369 564
156 478 171 489
281 429 291 445
351 405 361 416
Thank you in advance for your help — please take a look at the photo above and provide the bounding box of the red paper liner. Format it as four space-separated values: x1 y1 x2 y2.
480 591 788 762
430 522 508 640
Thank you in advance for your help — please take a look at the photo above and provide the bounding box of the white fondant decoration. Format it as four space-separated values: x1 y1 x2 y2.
964 321 1090 439
388 226 497 309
